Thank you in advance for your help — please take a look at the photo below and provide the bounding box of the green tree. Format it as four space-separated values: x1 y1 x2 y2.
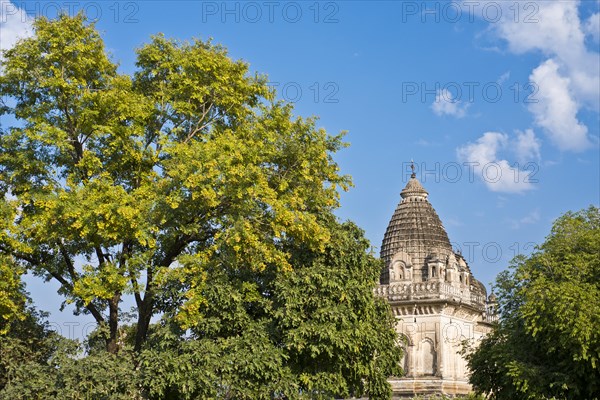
1 328 141 400
0 14 347 353
0 287 100 399
464 206 600 400
0 257 25 335
1 222 401 399
0 14 401 399
139 221 402 399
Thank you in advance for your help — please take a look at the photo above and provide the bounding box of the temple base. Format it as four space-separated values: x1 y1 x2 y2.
388 377 473 399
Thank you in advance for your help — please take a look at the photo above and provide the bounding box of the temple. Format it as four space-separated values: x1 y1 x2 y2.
376 167 497 398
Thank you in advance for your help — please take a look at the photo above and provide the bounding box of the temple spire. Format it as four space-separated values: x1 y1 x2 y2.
410 159 416 179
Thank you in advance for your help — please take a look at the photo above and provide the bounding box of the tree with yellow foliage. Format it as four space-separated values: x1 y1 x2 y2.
0 14 401 399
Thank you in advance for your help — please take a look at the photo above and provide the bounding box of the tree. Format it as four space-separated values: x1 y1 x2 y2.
271 220 402 398
0 13 402 399
1 326 141 400
139 220 402 399
1 222 402 399
464 206 600 400
0 285 82 398
0 256 26 335
0 14 348 353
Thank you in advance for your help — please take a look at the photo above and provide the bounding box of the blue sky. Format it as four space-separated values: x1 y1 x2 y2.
1 1 599 339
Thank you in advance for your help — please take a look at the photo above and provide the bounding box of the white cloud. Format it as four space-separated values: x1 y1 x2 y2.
457 131 538 193
508 208 541 229
490 2 586 56
497 71 510 85
0 0 32 56
528 59 590 152
444 217 464 227
431 88 469 118
466 1 599 152
415 138 442 147
515 129 541 163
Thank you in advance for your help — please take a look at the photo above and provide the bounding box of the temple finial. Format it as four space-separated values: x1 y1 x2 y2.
410 159 416 179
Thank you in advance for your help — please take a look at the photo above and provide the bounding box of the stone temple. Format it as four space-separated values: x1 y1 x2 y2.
376 168 497 398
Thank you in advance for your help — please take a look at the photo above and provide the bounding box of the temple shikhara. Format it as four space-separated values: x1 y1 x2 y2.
376 167 497 398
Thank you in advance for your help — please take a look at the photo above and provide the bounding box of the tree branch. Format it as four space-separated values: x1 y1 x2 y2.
0 243 105 324
131 274 143 309
183 102 214 143
48 269 105 324
95 245 105 266
58 241 79 281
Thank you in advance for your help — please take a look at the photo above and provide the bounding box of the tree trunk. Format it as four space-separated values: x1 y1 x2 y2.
134 295 153 352
107 293 120 354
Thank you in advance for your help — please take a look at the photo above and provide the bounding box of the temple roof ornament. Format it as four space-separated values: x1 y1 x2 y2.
400 175 429 199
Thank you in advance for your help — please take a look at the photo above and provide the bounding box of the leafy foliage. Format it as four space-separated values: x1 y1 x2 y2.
272 221 402 398
464 206 600 400
0 14 401 399
1 222 401 399
1 334 141 400
0 297 56 393
0 256 25 334
0 13 348 352
140 221 402 399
